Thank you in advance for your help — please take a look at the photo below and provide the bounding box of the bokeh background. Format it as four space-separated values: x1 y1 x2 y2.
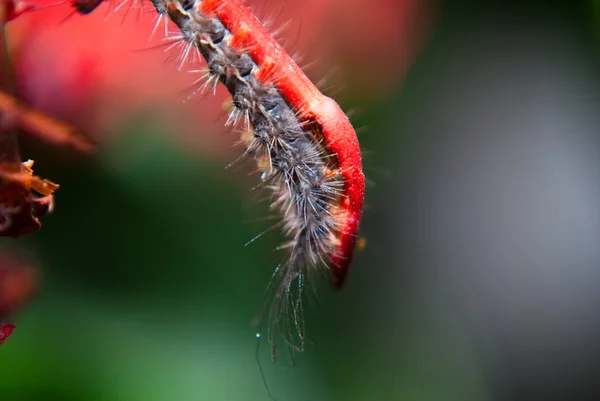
2 1 600 400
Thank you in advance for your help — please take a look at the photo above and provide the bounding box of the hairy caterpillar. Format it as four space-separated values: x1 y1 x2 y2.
72 0 365 352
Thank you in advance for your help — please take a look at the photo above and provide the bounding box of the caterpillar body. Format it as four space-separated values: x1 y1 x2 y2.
74 0 365 351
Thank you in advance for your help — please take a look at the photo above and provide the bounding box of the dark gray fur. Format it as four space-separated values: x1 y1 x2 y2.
149 0 342 353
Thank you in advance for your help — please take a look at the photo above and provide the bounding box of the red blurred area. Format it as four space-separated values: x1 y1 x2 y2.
271 0 434 97
0 253 38 345
1 0 36 22
0 253 38 319
0 323 15 344
5 0 432 156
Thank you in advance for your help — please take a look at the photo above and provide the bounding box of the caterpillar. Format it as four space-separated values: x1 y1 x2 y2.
73 0 365 351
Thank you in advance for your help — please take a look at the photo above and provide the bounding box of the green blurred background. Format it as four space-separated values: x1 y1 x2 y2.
2 1 600 401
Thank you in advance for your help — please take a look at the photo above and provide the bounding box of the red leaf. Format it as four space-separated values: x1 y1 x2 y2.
0 323 15 345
